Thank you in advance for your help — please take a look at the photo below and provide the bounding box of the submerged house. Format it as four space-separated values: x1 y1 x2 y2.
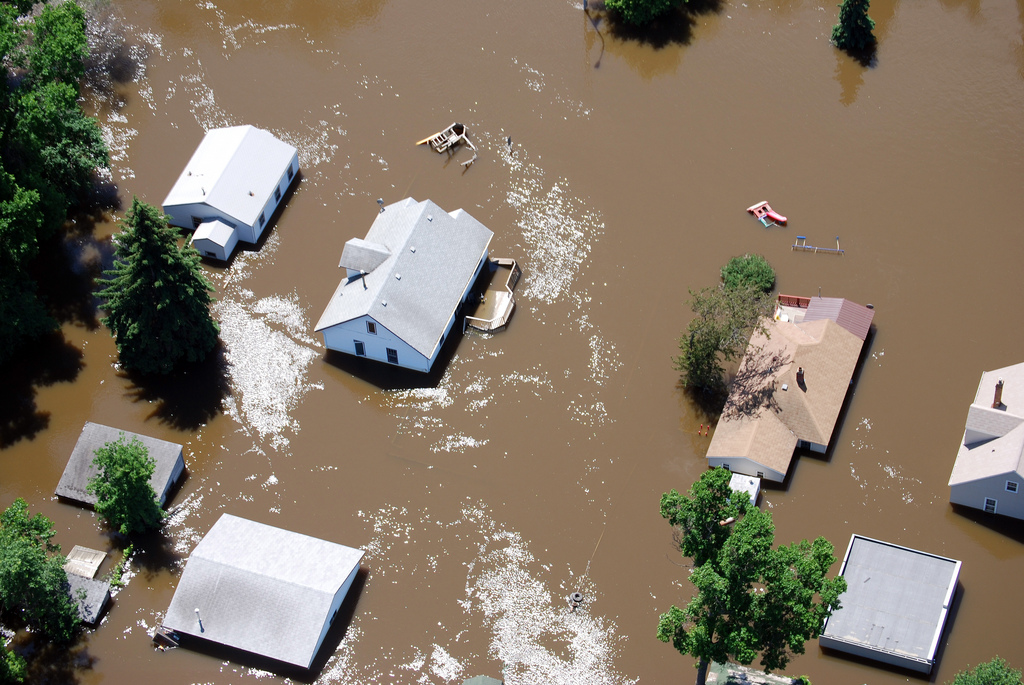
819 534 960 674
706 295 874 482
314 197 493 373
948 362 1024 520
162 514 364 670
162 125 299 261
55 422 185 507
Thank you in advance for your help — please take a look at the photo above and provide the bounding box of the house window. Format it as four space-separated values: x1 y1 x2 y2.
259 212 266 228
366 321 377 335
354 341 365 357
275 187 282 202
204 251 216 258
721 464 731 471
287 164 294 181
386 348 398 364
1007 481 1019 493
756 472 764 478
192 216 203 229
984 497 998 514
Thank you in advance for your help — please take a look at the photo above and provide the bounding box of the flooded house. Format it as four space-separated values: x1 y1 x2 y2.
819 534 961 674
161 513 364 670
948 362 1024 520
55 422 186 508
314 197 493 373
706 295 874 482
162 125 299 261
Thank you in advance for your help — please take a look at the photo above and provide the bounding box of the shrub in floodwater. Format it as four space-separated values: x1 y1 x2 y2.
720 254 776 293
832 0 875 53
605 0 684 26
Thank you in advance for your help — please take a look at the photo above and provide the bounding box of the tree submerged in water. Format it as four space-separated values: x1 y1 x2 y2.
831 0 876 53
97 197 219 375
605 0 685 26
88 434 164 535
657 469 846 685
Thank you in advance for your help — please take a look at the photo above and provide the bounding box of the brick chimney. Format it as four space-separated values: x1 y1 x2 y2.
796 367 805 386
993 378 1004 409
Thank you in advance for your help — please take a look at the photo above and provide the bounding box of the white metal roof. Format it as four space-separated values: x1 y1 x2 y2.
162 125 296 227
163 513 363 668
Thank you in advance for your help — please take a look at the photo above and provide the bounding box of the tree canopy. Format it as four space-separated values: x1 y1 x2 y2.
0 1 109 365
721 254 775 293
97 197 220 375
949 657 1022 685
832 0 875 53
605 0 684 26
674 284 773 393
657 469 846 684
0 499 79 645
87 433 164 535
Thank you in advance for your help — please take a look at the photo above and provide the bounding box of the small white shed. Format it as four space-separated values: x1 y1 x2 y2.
191 219 240 261
163 125 299 261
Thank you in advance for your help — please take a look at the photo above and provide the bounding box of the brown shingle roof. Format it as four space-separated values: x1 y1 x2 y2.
803 297 874 341
707 317 866 476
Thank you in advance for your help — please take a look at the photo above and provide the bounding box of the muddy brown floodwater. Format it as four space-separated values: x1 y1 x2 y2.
2 0 1023 683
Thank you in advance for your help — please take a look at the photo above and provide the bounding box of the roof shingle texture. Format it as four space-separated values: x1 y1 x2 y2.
163 513 364 668
315 198 493 358
707 303 870 475
55 422 183 506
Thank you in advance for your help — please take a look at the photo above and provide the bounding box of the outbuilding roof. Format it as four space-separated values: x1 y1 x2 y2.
315 198 493 358
193 219 238 248
162 125 297 228
163 513 364 669
820 535 960 673
55 422 184 506
66 574 110 625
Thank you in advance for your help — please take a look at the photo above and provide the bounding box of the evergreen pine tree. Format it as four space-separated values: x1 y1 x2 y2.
98 197 219 374
832 0 876 52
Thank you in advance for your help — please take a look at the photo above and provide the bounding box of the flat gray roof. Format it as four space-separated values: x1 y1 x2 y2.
820 534 960 673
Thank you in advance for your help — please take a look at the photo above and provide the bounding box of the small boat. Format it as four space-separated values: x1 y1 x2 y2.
746 201 787 226
416 122 468 153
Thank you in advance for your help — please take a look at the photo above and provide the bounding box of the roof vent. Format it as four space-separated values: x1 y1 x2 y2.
249 191 254 196
427 214 433 222
410 246 416 253
395 273 401 281
381 300 387 307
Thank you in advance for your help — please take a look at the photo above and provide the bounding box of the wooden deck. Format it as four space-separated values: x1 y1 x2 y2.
465 259 521 332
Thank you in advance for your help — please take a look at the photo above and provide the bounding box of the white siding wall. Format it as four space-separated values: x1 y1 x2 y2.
707 457 786 483
156 451 186 506
164 202 253 240
950 474 1024 520
322 316 430 372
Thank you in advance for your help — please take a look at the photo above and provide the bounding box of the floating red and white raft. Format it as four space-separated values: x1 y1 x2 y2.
746 201 787 226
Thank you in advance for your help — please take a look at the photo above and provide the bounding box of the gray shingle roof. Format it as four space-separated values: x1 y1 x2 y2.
949 363 1024 486
66 574 110 625
162 125 297 227
55 422 184 506
163 514 364 669
315 198 493 358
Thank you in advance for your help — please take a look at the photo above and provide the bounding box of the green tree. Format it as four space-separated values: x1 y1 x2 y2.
97 197 220 375
721 254 775 293
950 657 1022 685
24 2 88 87
831 0 875 53
0 499 79 644
675 284 773 393
658 470 846 685
87 434 164 535
605 0 684 26
0 644 27 685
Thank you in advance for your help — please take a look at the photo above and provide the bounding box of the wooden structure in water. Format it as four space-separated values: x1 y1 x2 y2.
792 235 844 255
416 122 478 167
465 258 521 333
